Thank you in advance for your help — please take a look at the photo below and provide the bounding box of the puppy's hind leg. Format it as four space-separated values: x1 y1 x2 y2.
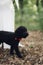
0 42 4 49
2 43 4 49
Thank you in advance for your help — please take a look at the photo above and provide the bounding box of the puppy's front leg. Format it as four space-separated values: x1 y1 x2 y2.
14 46 23 58
10 46 14 55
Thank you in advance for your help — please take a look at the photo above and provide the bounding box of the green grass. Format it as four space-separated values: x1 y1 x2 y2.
15 7 43 31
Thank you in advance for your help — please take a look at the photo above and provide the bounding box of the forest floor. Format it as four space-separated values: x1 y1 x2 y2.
0 31 43 65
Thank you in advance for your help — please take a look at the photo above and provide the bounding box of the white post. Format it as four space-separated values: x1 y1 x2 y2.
0 0 19 48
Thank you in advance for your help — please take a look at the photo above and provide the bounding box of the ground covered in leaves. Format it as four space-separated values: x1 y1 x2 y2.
0 31 43 65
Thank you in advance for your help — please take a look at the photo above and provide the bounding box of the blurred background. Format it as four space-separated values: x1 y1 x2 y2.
13 0 43 31
0 1 43 64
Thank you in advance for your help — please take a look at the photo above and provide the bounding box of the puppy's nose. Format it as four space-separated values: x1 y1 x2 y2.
27 32 29 36
26 33 29 36
24 33 29 38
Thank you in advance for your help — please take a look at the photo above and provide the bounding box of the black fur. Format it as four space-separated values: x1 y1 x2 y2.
0 26 28 58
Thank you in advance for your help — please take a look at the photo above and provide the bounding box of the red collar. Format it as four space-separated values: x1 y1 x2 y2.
15 38 21 41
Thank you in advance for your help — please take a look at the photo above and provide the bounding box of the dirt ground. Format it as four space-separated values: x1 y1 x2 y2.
0 31 43 65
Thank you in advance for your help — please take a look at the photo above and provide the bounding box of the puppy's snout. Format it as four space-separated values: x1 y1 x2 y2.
23 32 29 38
26 32 29 36
25 32 29 37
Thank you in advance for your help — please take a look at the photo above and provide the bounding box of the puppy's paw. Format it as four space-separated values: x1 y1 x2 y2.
10 52 14 55
17 54 23 58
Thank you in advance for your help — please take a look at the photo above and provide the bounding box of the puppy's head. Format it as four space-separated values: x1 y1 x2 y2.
14 26 29 39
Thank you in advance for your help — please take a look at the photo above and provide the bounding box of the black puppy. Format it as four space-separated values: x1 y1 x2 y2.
0 26 28 58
